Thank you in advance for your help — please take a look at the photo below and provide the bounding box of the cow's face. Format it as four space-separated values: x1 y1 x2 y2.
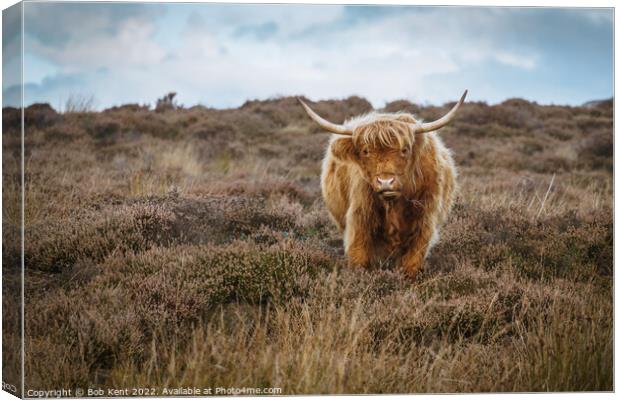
354 121 414 199
329 120 415 199
357 142 410 199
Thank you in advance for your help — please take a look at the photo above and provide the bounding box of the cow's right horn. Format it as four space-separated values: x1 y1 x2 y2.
298 98 353 135
411 90 468 133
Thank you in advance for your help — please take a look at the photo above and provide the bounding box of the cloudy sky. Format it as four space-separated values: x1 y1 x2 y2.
2 2 614 109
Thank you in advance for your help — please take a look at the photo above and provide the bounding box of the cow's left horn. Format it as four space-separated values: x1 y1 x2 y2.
412 90 468 133
298 98 353 135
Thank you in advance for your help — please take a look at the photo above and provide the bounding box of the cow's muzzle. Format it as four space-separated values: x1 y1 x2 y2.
375 176 401 199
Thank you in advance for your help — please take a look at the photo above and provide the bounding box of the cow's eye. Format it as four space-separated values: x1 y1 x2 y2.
362 148 370 156
401 148 409 156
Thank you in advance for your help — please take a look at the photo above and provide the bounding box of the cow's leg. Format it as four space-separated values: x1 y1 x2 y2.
400 214 436 280
343 207 374 269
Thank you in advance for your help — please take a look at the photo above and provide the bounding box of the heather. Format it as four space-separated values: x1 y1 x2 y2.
2 95 612 393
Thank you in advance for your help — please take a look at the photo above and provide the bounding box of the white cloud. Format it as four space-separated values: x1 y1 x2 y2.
16 4 612 109
494 52 537 70
150 6 504 107
28 17 166 72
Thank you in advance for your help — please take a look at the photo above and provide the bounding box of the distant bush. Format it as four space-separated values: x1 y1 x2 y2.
189 119 238 140
43 121 87 143
64 93 96 113
86 118 121 144
382 99 421 114
155 92 179 113
24 103 61 128
103 103 150 113
2 106 21 131
578 131 613 171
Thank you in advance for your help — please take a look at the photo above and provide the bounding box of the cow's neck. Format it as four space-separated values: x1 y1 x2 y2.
379 197 407 247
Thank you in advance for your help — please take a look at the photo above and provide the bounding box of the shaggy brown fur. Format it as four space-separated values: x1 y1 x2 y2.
318 112 457 279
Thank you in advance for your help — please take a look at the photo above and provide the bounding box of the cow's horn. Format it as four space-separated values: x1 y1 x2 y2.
298 98 353 135
412 90 468 133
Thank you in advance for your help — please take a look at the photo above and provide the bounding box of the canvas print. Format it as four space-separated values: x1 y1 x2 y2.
1 1 614 397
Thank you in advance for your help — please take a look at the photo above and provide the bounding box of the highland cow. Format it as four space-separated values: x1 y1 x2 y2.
299 91 467 279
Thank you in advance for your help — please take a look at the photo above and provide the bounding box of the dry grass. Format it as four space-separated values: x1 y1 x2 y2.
1 96 612 394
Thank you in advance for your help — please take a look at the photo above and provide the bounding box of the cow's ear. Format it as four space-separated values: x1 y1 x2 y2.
330 138 358 162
